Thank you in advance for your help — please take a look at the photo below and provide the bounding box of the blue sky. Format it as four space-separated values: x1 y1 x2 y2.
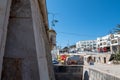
46 0 120 48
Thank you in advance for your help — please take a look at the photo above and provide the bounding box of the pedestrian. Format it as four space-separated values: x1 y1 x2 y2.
87 56 94 65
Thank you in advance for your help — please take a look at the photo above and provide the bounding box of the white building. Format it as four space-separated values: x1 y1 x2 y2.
110 33 120 46
110 33 120 53
97 34 111 52
76 40 97 52
76 33 120 53
97 33 120 52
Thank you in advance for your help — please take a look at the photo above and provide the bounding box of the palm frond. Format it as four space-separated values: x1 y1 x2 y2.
113 24 120 33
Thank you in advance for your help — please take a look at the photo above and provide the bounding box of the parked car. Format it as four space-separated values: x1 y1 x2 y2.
66 55 84 65
52 59 59 64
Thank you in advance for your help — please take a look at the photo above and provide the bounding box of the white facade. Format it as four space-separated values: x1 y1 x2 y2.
97 34 111 48
97 33 120 47
76 33 120 53
97 33 120 52
76 40 97 52
110 33 120 46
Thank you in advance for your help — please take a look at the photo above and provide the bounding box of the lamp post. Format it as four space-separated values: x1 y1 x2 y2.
48 12 58 54
48 12 58 29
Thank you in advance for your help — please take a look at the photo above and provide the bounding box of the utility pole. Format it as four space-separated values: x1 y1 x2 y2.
67 40 70 53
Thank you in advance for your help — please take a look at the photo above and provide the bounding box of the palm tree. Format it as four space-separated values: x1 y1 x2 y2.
112 24 120 63
114 24 120 34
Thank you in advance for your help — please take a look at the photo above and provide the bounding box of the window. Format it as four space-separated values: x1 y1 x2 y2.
111 40 117 44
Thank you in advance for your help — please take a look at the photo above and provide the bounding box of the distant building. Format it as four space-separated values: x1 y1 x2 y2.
69 45 77 53
110 33 120 53
51 46 60 59
76 40 97 52
97 33 120 53
97 34 111 52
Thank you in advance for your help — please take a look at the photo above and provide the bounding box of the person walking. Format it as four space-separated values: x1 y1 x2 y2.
87 56 94 65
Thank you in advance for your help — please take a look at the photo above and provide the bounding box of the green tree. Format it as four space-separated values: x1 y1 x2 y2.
62 46 69 52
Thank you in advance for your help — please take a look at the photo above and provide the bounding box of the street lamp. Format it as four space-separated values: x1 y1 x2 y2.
48 12 58 28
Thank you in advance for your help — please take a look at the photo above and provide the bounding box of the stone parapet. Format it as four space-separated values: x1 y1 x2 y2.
89 64 120 80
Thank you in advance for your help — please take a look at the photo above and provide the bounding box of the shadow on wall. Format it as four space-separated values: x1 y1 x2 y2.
84 71 89 80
